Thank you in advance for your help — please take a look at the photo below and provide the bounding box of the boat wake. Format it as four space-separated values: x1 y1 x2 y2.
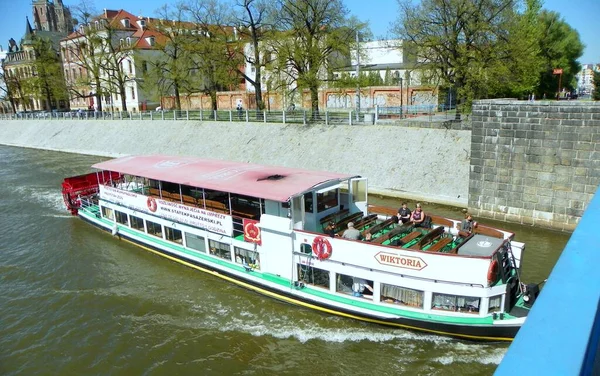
13 186 68 214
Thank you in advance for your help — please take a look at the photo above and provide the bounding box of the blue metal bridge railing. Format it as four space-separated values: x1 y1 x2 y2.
496 186 600 375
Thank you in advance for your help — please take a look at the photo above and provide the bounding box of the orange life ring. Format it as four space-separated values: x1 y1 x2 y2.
312 236 333 260
243 221 261 244
147 197 158 212
487 259 499 285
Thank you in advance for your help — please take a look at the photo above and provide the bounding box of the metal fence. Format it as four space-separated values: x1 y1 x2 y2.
0 105 458 125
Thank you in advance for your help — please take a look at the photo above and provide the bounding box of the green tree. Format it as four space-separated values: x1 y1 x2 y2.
593 71 600 101
143 4 203 110
30 37 69 110
535 10 584 99
186 0 242 111
233 0 275 111
269 0 364 115
395 0 542 115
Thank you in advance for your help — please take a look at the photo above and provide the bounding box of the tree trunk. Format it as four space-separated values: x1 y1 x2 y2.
95 78 102 112
310 86 319 119
174 84 181 111
120 85 127 112
210 91 217 111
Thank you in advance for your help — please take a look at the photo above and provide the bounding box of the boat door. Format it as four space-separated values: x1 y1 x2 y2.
349 178 368 216
291 195 305 230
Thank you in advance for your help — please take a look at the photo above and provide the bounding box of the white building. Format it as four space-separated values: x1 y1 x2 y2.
576 64 599 96
60 9 162 112
332 39 432 87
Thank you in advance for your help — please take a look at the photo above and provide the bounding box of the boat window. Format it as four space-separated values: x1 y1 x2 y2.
317 189 338 213
234 247 260 270
185 233 206 252
381 283 424 308
115 210 128 225
300 243 312 254
101 206 114 221
489 295 502 313
297 264 329 289
230 193 262 219
146 220 163 238
148 179 160 189
130 215 144 231
336 273 373 298
161 181 179 194
304 192 313 212
165 226 183 244
432 293 480 314
209 239 232 261
204 189 230 212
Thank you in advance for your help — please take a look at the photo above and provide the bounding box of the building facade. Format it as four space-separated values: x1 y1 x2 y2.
576 64 599 96
1 0 74 112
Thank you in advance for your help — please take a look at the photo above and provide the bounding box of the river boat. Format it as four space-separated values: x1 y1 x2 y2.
61 155 538 341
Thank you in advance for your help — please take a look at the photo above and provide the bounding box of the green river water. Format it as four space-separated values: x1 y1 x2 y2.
0 145 570 375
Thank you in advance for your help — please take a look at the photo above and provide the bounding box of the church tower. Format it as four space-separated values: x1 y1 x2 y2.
32 0 74 34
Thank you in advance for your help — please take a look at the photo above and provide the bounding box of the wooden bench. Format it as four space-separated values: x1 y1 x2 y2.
204 199 229 214
183 194 198 206
429 214 454 229
410 226 445 250
362 217 396 238
354 214 379 231
474 225 504 239
397 231 422 247
427 237 453 252
372 224 412 245
368 204 397 217
149 187 161 197
334 212 364 233
320 208 350 226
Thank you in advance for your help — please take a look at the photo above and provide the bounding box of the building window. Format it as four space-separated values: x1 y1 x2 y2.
101 206 114 220
122 19 130 28
432 293 480 314
209 239 231 261
234 247 260 269
381 283 424 308
141 61 148 74
128 60 133 74
336 273 373 298
115 210 128 225
130 215 144 231
185 233 206 252
297 264 329 289
126 37 131 47
146 220 163 238
95 21 100 30
131 87 135 100
119 38 124 47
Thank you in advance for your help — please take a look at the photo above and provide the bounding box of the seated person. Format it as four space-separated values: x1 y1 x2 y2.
411 203 426 227
364 232 373 242
352 278 374 297
342 222 362 240
324 221 336 237
397 202 412 224
460 214 476 234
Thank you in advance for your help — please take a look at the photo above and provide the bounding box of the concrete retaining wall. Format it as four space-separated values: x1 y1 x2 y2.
470 100 600 231
0 119 471 207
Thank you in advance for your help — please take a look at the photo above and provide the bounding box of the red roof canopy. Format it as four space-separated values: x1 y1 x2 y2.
92 155 357 202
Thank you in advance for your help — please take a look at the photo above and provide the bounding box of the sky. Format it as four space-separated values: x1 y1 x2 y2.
0 0 598 63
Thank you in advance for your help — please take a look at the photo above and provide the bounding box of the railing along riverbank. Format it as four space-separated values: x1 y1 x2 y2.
0 105 460 126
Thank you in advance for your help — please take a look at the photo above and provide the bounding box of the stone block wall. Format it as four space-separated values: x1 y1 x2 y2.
470 100 600 231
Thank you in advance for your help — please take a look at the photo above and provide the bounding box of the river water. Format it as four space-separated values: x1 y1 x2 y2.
0 146 570 375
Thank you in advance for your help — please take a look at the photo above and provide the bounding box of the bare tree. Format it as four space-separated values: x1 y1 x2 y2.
269 0 362 116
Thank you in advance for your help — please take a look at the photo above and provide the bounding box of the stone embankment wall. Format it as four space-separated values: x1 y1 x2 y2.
470 100 600 231
0 119 471 207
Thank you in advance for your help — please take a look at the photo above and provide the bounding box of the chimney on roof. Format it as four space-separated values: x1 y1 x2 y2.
104 8 107 18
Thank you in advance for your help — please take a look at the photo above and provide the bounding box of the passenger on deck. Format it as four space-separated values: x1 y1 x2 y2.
342 222 362 240
397 202 412 224
411 203 426 227
325 221 336 237
460 214 476 233
364 232 372 242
